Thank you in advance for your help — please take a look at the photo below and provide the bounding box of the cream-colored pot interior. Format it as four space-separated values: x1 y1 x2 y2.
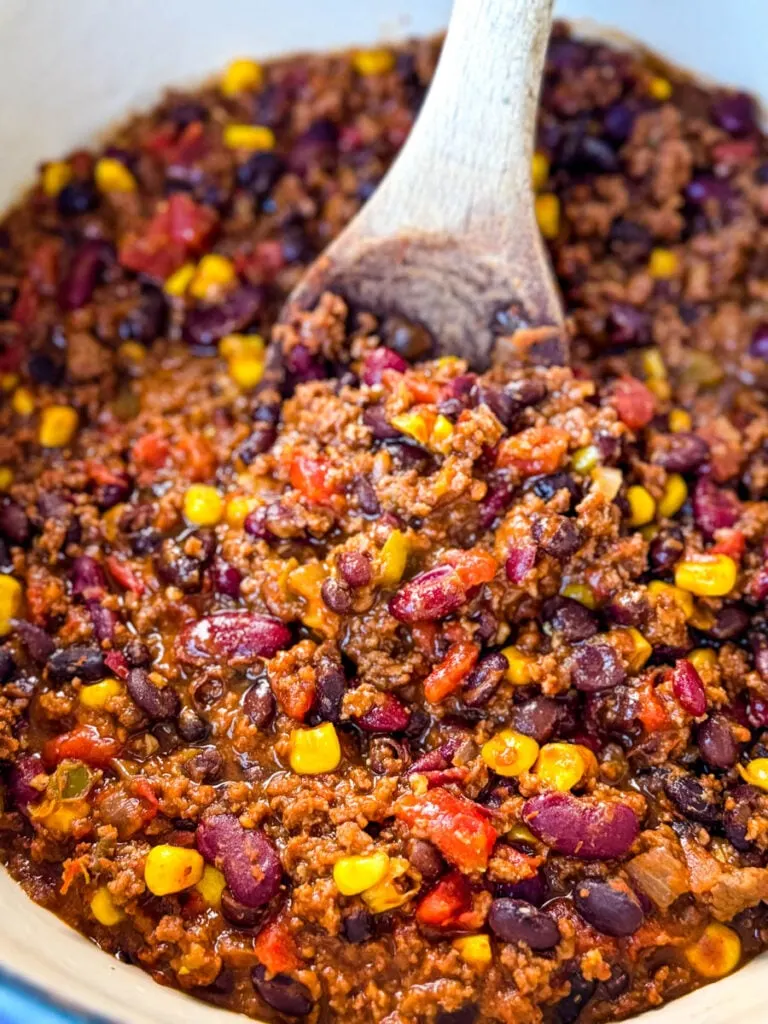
0 0 767 1021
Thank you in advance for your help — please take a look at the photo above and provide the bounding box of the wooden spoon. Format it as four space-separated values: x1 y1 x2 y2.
281 0 562 371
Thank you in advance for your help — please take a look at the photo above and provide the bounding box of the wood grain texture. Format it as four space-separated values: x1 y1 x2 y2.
285 0 562 369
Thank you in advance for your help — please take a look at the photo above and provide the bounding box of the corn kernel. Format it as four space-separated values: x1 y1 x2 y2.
223 124 275 151
219 333 265 360
183 484 224 526
506 823 537 844
144 845 204 896
501 646 534 686
391 411 431 445
646 377 671 401
482 729 539 777
0 373 18 391
164 262 196 297
118 341 146 366
361 856 415 913
649 248 678 279
221 58 263 97
571 445 600 474
430 413 454 450
623 627 653 672
648 75 673 101
626 485 656 527
353 48 395 77
225 495 256 528
333 851 390 896
689 604 716 631
561 583 596 609
675 555 737 598
669 408 692 433
648 580 695 620
95 157 137 194
641 348 667 380
39 405 78 448
0 467 13 492
591 466 623 501
189 254 237 302
532 151 550 192
79 678 123 709
91 886 124 926
42 161 72 197
229 353 265 390
535 742 588 791
195 864 227 907
289 722 341 775
689 648 718 675
378 530 409 587
11 388 35 416
453 934 492 969
738 758 768 792
535 193 560 239
657 474 687 519
684 923 741 979
0 575 22 636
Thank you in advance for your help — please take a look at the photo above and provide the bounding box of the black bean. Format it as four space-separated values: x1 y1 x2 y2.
321 577 352 614
532 515 582 558
243 681 276 729
649 528 684 571
252 966 313 1017
698 715 739 769
542 597 597 642
0 500 31 546
709 606 750 641
185 747 224 783
315 660 346 723
177 706 209 743
342 909 375 944
406 838 445 881
48 644 106 683
14 621 55 663
601 965 630 1000
528 472 581 506
664 771 722 824
570 643 626 692
118 287 167 345
382 316 433 361
237 152 287 200
56 180 99 217
511 696 560 743
124 639 152 668
126 667 180 720
653 433 710 473
28 351 64 386
0 647 13 683
463 652 508 707
436 1007 478 1024
554 970 597 1024
221 889 268 929
156 534 214 593
724 785 760 851
488 898 560 950
604 587 649 627
573 878 644 937
496 870 548 906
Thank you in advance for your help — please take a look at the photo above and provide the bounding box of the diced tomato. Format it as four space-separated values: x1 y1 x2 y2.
713 139 757 166
132 779 159 825
60 855 90 895
119 234 187 281
235 240 286 285
106 556 145 595
132 433 170 470
611 376 656 431
415 871 473 929
167 122 207 166
175 433 217 482
634 679 670 733
119 194 218 280
423 641 480 703
496 426 570 476
269 672 315 722
443 550 497 590
142 123 178 157
254 918 301 975
104 650 129 680
43 725 121 768
166 193 218 251
423 766 470 788
404 375 443 404
290 452 336 504
710 529 745 561
394 787 498 872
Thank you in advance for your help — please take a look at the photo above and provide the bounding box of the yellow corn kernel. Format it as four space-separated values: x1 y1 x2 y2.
591 466 623 501
0 467 13 492
189 254 237 302
571 445 600 474
657 474 688 519
289 722 341 775
641 348 667 380
689 604 716 631
624 627 653 672
223 124 276 151
646 377 671 401
361 856 415 913
561 583 596 610
535 742 588 792
95 157 137 194
669 408 692 433
333 851 390 896
164 262 196 298
453 934 492 969
229 353 265 390
42 161 73 197
684 923 741 979
532 151 550 192
144 845 204 896
221 58 263 97
79 678 123 709
195 864 227 907
501 646 534 686
0 374 18 392
11 388 35 416
0 575 22 636
353 48 395 77
219 333 265 360
39 405 78 448
430 414 454 450
675 555 737 598
481 729 539 777
535 193 560 239
648 580 695 621
649 248 678 280
40 800 88 834
391 411 431 446
738 759 768 792
689 648 718 675
183 484 224 526
225 495 256 528
118 341 146 366
91 886 124 926
648 75 673 101
627 485 656 527
506 823 537 844
378 530 409 587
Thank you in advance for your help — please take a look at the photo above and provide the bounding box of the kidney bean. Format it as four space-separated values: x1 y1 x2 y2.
243 681 276 729
352 475 380 515
177 706 209 743
693 477 740 537
70 555 106 600
88 602 117 642
14 621 55 663
543 597 597 643
59 240 114 310
573 878 644 937
321 577 352 614
123 640 151 668
488 898 560 950
511 696 561 743
709 605 750 640
0 500 30 546
532 515 581 559
252 966 313 1017
176 612 291 665
711 92 757 136
48 644 106 683
652 433 709 472
357 694 410 733
570 643 626 692
185 747 223 783
523 792 639 859
197 814 281 908
126 668 180 721
9 754 46 812
496 870 548 907
362 347 408 385
505 543 537 584
697 714 739 769
672 659 707 716
212 559 242 598
663 771 722 825
337 551 372 588
389 565 465 623
314 659 346 723
463 652 508 707
183 286 265 347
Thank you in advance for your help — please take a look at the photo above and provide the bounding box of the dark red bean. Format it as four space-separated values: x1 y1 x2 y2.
663 771 721 825
532 515 581 559
362 347 408 385
14 621 55 663
573 878 644 937
243 682 276 728
748 695 768 729
118 286 167 345
357 694 410 733
321 577 352 614
543 597 597 642
511 697 561 743
48 644 106 682
221 889 268 930
197 814 281 908
463 652 508 707
59 240 113 310
604 587 649 627
652 433 709 473
126 668 180 721
124 640 152 668
9 754 46 812
252 966 313 1017
315 659 346 723
407 838 445 881
352 475 380 515
693 478 740 537
606 303 650 348
523 792 639 859
176 612 291 665
496 870 548 906
724 785 761 851
709 605 749 641
649 527 684 571
478 480 514 529
0 500 30 546
71 555 107 599
698 715 739 769
338 551 372 588
177 706 209 743
212 559 242 598
750 323 768 360
0 647 13 683
488 898 560 950
505 544 537 584
183 286 265 347
711 92 757 136
570 643 626 692
672 659 707 716
389 565 465 623
88 602 117 642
